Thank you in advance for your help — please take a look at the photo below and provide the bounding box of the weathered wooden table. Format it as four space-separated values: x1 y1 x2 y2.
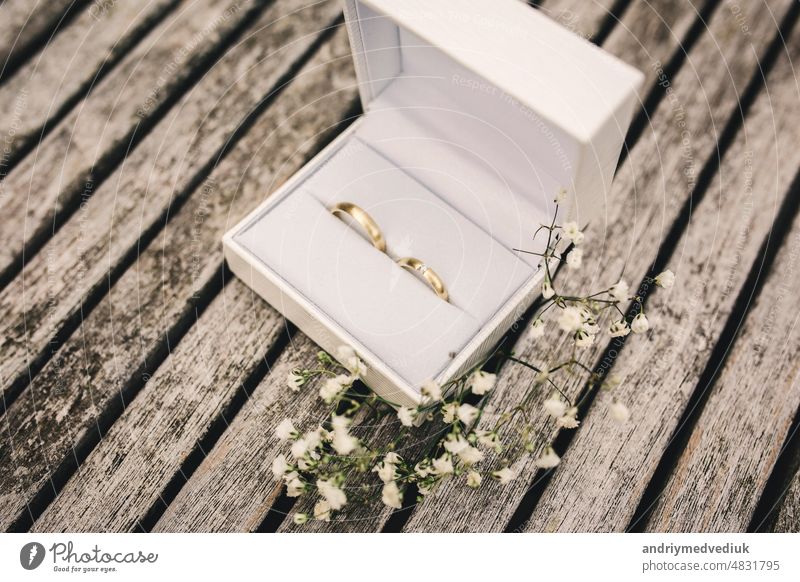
1 0 799 533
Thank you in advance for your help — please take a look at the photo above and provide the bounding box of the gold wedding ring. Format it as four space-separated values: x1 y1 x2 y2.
330 202 386 252
397 257 449 302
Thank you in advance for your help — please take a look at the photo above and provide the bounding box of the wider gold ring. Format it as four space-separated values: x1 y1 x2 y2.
330 202 386 252
397 257 449 302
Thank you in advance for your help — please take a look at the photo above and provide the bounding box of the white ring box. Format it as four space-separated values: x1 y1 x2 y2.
223 0 643 409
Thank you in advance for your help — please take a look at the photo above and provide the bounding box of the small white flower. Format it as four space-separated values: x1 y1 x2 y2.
542 279 555 299
397 406 416 427
582 320 600 335
319 374 351 403
492 466 516 484
420 379 443 402
609 401 631 423
466 470 482 488
566 247 583 269
317 479 347 510
556 408 580 429
535 447 561 469
555 188 568 204
574 329 594 348
441 402 458 423
414 461 432 478
458 446 484 465
284 472 305 497
631 312 650 334
305 427 324 450
476 430 502 452
562 221 584 244
290 437 310 460
372 461 396 483
609 280 630 303
383 452 401 465
469 370 496 395
336 345 367 377
272 454 288 478
286 370 304 392
655 269 675 289
543 392 567 418
530 319 545 338
443 433 469 455
275 418 296 441
313 500 331 522
432 454 454 475
558 306 583 332
330 414 350 433
381 481 403 509
457 403 480 425
608 320 631 338
293 513 309 525
331 430 359 455
535 369 550 384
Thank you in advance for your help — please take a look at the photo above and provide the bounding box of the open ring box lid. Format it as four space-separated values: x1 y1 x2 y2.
222 0 644 409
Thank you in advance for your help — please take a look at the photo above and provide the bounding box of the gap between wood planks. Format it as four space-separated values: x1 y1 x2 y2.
4 12 349 532
0 0 273 294
626 2 800 532
0 0 89 86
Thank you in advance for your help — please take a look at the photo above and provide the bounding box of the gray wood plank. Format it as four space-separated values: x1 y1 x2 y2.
22 24 356 533
0 0 179 166
154 334 330 532
521 0 800 533
0 0 80 74
645 209 800 532
640 59 800 531
0 0 263 284
0 1 347 531
32 276 285 531
0 0 340 410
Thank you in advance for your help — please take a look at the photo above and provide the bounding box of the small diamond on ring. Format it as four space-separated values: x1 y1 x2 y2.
419 264 429 274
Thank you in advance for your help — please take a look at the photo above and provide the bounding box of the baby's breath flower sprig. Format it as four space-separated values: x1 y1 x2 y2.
277 200 675 525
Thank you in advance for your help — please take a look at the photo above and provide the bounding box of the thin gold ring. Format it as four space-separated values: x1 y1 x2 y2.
397 257 449 302
330 202 386 252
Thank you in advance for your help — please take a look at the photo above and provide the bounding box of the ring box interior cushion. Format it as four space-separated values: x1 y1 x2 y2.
223 0 643 407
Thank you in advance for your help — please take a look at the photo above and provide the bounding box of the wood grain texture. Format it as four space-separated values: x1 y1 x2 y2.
0 0 339 407
0 0 80 74
0 0 179 165
154 334 330 532
0 1 347 531
401 0 725 533
645 212 800 533
32 275 284 532
641 44 800 529
522 0 800 533
0 0 263 282
32 27 356 529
